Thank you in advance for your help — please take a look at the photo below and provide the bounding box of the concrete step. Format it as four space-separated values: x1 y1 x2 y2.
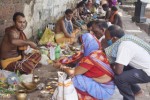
122 0 135 5
136 20 150 36
120 4 150 18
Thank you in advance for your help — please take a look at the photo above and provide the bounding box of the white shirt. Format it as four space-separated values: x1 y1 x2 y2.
115 41 150 76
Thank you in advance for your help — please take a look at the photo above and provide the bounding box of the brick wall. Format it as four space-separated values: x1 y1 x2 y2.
0 0 80 43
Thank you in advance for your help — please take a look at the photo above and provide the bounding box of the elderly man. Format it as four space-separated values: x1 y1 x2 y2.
0 12 41 74
105 25 150 100
55 9 79 44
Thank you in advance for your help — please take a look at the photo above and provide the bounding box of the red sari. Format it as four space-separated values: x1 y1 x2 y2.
74 50 114 100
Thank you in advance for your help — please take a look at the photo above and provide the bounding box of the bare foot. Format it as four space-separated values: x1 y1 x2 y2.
134 90 144 97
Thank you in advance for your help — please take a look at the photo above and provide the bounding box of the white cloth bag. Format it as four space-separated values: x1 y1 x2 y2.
52 71 78 100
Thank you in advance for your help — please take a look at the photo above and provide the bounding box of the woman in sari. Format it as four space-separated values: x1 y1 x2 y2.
53 33 115 100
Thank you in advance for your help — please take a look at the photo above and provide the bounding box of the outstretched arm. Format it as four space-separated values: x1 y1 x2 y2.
53 61 88 77
8 30 37 49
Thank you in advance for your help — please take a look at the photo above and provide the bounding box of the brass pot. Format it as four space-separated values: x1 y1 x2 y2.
16 90 27 100
21 82 37 90
33 75 40 83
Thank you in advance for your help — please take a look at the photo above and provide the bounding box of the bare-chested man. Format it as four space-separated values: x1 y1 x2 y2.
55 9 79 44
0 12 41 74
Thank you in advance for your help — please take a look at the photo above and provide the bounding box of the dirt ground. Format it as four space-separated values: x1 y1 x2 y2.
0 64 59 100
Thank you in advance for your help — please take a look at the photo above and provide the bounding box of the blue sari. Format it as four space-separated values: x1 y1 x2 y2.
73 33 115 100
81 33 100 56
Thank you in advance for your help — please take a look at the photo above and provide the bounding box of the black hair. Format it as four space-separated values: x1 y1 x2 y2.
65 9 73 15
107 25 125 38
77 35 82 45
111 6 118 11
101 21 108 29
87 21 94 28
82 0 87 3
13 12 25 22
93 20 108 29
76 2 84 8
102 4 109 9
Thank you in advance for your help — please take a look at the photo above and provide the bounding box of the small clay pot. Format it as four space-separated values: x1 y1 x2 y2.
16 90 27 100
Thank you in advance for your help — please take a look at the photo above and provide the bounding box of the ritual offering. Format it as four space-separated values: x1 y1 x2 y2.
40 46 49 55
33 75 40 83
59 52 83 67
21 82 37 90
40 90 50 97
49 46 55 60
20 74 37 91
55 45 61 60
69 46 80 51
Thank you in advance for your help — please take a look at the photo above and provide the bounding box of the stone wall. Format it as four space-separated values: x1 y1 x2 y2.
0 0 80 43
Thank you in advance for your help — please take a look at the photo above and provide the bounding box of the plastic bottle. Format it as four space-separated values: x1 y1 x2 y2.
55 45 61 60
37 29 43 39
49 46 55 60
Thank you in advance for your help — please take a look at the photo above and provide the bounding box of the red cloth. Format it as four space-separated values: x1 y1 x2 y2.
78 50 113 78
59 52 83 64
80 62 105 78
76 88 98 100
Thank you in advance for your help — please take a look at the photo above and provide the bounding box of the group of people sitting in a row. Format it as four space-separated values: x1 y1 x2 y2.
53 0 150 100
0 0 150 100
55 0 122 44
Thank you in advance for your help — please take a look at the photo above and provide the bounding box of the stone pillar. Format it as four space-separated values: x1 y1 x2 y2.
132 0 147 23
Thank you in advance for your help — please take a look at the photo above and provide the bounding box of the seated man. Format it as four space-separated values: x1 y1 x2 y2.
109 6 123 28
55 9 79 44
105 25 150 100
102 4 111 20
0 12 41 74
72 2 85 29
